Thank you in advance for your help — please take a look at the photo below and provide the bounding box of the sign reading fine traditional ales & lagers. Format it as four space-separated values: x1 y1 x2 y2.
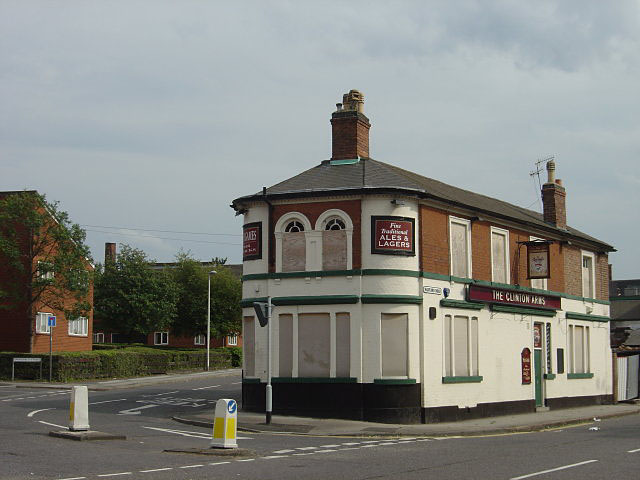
371 216 415 256
243 222 262 261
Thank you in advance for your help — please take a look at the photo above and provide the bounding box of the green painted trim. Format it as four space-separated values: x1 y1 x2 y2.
567 372 594 379
544 373 556 380
272 295 360 306
362 269 420 277
451 276 474 284
373 378 417 385
440 299 484 310
240 297 269 308
491 304 556 317
566 312 610 323
442 376 483 384
330 158 360 165
611 296 640 301
361 295 423 305
272 377 357 384
562 292 610 305
242 378 261 384
420 271 451 281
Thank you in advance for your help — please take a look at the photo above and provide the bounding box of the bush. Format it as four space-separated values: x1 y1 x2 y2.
0 347 236 382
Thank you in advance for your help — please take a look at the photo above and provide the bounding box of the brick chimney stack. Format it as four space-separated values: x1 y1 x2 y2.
330 89 371 160
104 242 116 264
541 159 567 230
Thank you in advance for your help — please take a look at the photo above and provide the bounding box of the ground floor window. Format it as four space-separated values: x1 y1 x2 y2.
381 313 408 377
35 312 52 334
154 331 169 345
243 316 255 377
227 335 238 346
569 324 590 374
194 334 205 345
68 317 88 336
93 332 105 343
279 314 294 377
298 313 330 377
444 314 479 377
336 312 351 377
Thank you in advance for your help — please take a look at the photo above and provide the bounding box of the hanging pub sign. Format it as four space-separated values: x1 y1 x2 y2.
243 222 262 261
371 216 415 256
467 284 561 310
527 242 550 279
533 323 542 349
521 348 532 384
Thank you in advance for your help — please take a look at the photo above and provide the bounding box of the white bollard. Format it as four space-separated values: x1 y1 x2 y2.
69 385 90 431
210 398 238 449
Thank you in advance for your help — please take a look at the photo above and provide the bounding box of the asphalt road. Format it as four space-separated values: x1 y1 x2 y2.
2 372 640 479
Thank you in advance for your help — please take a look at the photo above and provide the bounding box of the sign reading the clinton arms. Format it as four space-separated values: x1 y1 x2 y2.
243 222 262 261
371 216 415 256
468 284 561 310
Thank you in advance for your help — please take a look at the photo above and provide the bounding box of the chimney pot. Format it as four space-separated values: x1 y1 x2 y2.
331 89 370 160
541 160 567 229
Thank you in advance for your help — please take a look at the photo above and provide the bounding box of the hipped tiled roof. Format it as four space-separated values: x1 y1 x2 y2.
232 158 614 251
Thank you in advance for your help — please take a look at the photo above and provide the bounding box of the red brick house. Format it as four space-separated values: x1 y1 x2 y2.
0 191 94 353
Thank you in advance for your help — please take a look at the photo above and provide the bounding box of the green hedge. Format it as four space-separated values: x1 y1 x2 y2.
0 347 236 382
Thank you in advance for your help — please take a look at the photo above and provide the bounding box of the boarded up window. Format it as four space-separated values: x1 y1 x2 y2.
450 220 469 278
381 313 408 377
491 229 508 284
278 314 293 377
444 314 479 377
323 230 347 270
283 231 306 272
298 313 330 377
454 315 469 377
243 316 255 377
582 255 594 298
336 313 350 377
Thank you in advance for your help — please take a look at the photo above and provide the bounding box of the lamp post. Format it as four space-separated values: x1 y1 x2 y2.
207 270 217 371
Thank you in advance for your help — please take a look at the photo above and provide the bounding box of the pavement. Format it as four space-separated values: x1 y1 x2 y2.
4 370 640 438
175 402 640 438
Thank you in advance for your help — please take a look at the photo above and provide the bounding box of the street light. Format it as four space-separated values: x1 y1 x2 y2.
207 270 217 371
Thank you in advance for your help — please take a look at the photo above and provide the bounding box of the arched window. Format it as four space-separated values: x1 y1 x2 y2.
325 218 345 231
275 213 311 273
316 211 352 271
285 221 305 232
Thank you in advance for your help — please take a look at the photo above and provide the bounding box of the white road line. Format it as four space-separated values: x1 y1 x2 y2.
90 399 127 405
237 459 255 462
179 464 204 469
273 449 295 454
628 448 640 453
341 442 360 445
339 447 361 451
28 408 54 417
362 440 381 443
118 404 161 415
263 455 288 459
296 446 318 451
191 385 221 390
293 453 315 456
510 460 598 480
320 444 341 448
139 468 173 473
361 444 379 448
379 442 397 446
231 382 242 385
38 420 66 429
57 477 86 480
209 461 231 466
97 473 132 477
316 449 337 453
142 426 209 438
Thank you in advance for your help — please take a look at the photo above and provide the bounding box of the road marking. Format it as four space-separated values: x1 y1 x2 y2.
57 477 86 480
139 468 173 473
362 440 381 443
628 448 640 453
192 385 221 390
38 420 66 429
179 464 204 469
97 473 132 477
339 447 361 451
118 404 161 415
341 442 360 445
510 460 598 480
316 449 337 453
320 444 341 448
231 382 242 385
90 399 127 405
237 459 255 462
263 455 288 459
379 442 397 446
142 391 179 397
361 444 379 448
293 452 315 456
28 408 54 417
209 461 231 466
142 426 209 438
296 446 318 450
273 449 295 454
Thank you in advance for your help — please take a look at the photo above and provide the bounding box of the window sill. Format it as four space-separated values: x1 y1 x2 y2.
272 377 357 384
544 373 556 380
68 334 88 337
442 376 483 384
373 378 417 385
567 373 594 379
35 331 50 335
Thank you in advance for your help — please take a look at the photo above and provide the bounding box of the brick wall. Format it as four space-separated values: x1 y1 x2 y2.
419 205 449 275
271 199 362 271
596 253 609 301
563 246 582 297
330 113 370 160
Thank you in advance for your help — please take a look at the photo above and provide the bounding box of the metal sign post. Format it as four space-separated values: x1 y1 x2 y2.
48 315 56 382
266 296 272 425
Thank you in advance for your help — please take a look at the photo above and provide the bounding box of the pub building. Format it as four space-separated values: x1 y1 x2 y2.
231 90 614 423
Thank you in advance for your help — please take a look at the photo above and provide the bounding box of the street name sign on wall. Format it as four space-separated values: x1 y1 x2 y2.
467 284 561 310
371 216 415 256
243 222 262 261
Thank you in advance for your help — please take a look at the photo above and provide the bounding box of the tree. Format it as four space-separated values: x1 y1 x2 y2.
93 245 179 336
169 252 241 338
0 191 92 326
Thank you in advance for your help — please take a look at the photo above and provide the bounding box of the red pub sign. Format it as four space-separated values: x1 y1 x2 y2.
243 222 262 261
371 216 415 256
467 284 561 310
521 348 532 384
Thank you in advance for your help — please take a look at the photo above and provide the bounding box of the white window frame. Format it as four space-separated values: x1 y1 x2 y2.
36 312 52 334
194 334 206 346
581 251 596 299
315 209 354 271
490 226 510 284
68 316 88 336
227 334 238 346
449 216 472 279
274 212 313 273
154 331 169 345
529 236 548 290
444 314 479 378
93 332 105 343
568 324 591 374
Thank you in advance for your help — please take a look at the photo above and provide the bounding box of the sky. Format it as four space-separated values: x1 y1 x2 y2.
1 1 639 278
